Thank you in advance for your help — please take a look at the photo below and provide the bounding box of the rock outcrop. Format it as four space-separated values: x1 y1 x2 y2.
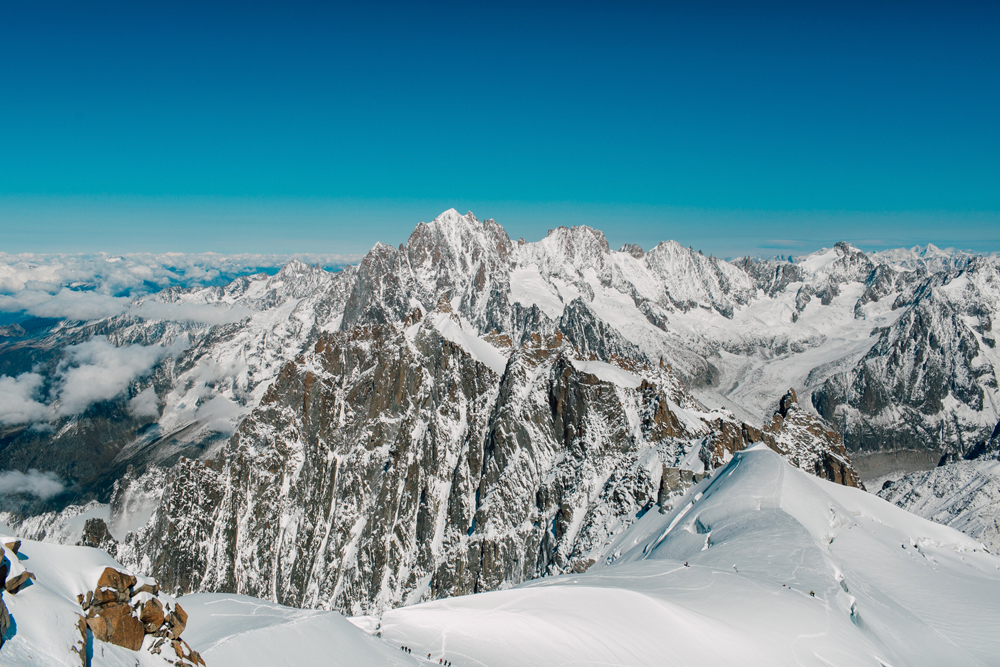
77 566 203 665
764 390 861 488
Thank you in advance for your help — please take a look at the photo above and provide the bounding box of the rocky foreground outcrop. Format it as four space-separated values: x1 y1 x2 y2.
113 313 860 616
75 566 203 666
1 538 27 650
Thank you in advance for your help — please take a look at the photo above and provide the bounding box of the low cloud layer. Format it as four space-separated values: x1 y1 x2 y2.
128 386 160 418
0 372 49 425
0 252 355 325
0 251 357 298
131 300 252 325
54 337 181 417
194 395 243 434
0 336 188 425
0 288 130 321
0 469 65 499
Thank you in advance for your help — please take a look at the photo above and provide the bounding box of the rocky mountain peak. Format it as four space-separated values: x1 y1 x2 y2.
517 226 613 282
619 243 644 259
767 388 861 488
643 240 756 318
777 388 798 417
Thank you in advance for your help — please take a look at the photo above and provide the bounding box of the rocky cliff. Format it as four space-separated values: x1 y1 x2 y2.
112 306 858 615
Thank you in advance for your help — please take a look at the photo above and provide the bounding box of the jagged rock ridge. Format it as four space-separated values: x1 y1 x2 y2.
114 305 858 615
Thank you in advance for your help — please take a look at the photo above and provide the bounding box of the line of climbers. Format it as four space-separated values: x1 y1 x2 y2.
399 645 453 665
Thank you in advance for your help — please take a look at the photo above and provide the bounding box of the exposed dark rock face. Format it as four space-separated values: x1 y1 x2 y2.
620 244 644 259
558 299 643 362
733 257 804 297
119 319 861 615
0 590 9 650
78 517 117 552
814 260 1000 456
764 390 861 489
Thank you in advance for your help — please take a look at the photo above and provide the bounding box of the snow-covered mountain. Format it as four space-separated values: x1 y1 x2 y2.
381 446 1000 667
0 259 356 512
99 316 854 616
877 423 1000 553
5 444 999 666
872 243 985 273
2 209 999 622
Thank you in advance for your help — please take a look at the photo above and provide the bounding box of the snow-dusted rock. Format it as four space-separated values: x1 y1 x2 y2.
381 446 1000 667
113 320 859 615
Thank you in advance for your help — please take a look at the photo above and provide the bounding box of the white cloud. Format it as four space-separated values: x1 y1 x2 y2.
0 252 356 326
53 336 180 417
0 469 65 499
0 251 358 299
131 300 252 325
0 288 131 321
194 395 243 434
0 373 49 425
128 386 161 418
0 335 189 425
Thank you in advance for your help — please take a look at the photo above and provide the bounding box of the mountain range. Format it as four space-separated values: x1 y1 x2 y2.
1 209 998 633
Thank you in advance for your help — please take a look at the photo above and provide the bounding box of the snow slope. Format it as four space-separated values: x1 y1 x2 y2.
381 446 1000 667
878 459 1000 553
180 594 418 667
0 534 420 667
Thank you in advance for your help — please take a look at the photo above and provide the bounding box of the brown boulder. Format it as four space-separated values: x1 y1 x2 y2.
89 602 145 651
86 614 108 639
140 598 165 628
167 603 188 638
3 540 20 555
91 587 120 606
96 567 137 593
133 582 160 597
0 593 10 649
5 570 34 594
171 638 206 666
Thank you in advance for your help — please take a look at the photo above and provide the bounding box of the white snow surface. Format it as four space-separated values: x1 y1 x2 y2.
425 312 509 376
0 536 419 666
381 447 1000 667
569 358 641 389
180 594 417 667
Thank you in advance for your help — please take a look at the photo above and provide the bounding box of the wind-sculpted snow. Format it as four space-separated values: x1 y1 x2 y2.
381 447 1000 667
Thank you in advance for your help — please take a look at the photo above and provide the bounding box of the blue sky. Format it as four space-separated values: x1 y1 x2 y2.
1 1 997 257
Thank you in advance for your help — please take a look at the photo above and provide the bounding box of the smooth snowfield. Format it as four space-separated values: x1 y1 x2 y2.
180 594 418 667
0 535 419 666
382 447 1000 667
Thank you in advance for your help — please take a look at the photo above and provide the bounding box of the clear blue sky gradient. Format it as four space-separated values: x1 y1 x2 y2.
1 1 997 257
